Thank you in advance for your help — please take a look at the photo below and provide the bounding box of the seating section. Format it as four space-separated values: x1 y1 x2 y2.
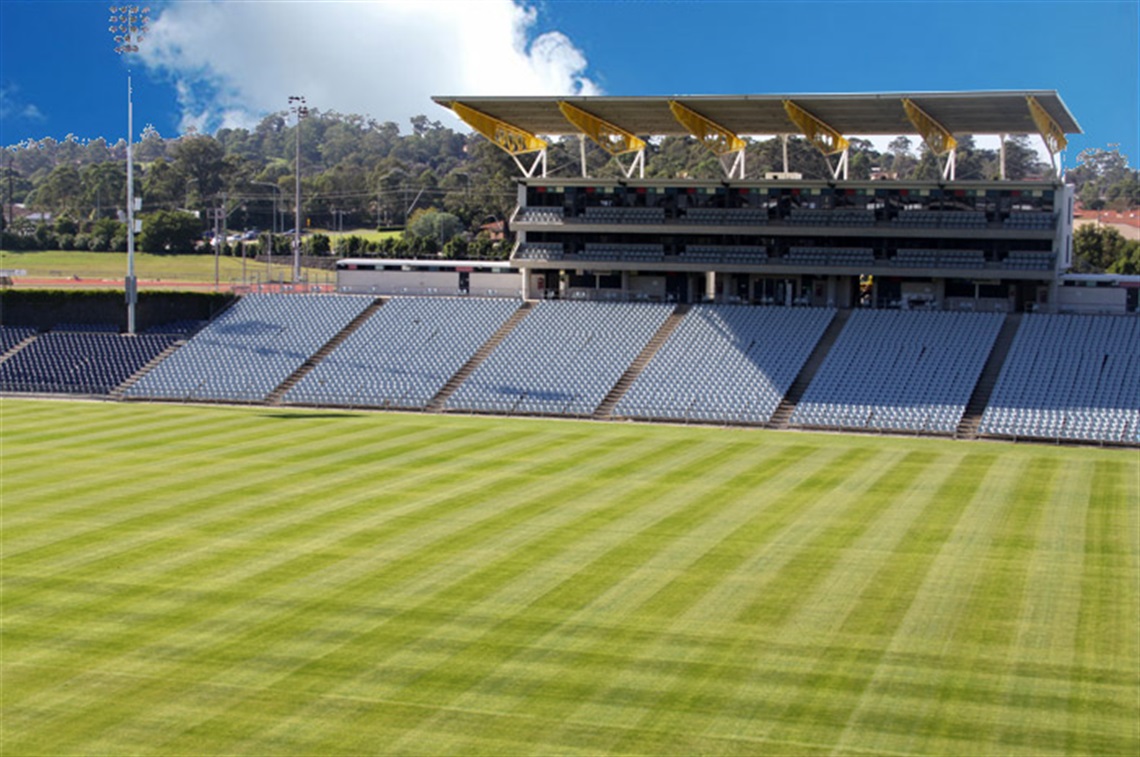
0 331 178 395
447 300 673 416
1 326 36 354
615 305 835 423
146 319 207 335
786 247 875 267
582 243 664 263
789 208 875 227
1004 251 1055 271
583 206 665 224
892 210 987 229
514 242 565 261
284 297 520 409
979 315 1140 443
125 294 373 402
894 248 986 269
1003 212 1055 231
683 207 768 225
516 207 565 224
679 246 768 265
52 322 120 333
791 310 1004 433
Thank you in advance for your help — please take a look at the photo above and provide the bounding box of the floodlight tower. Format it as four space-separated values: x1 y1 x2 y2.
288 95 309 284
109 4 150 335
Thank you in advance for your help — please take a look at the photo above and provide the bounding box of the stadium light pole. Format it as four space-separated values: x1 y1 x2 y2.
109 5 149 335
288 95 308 284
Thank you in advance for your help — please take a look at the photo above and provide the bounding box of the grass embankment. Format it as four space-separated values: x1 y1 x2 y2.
3 400 1137 755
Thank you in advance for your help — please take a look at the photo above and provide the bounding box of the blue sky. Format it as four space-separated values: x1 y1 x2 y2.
2 0 1137 167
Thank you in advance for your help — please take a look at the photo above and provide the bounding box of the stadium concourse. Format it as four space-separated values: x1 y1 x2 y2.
2 90 1138 445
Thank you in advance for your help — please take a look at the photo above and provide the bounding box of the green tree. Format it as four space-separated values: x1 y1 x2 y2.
1072 224 1134 273
89 217 126 252
406 208 463 247
1107 241 1140 275
172 135 225 200
138 210 201 253
32 163 83 217
142 158 188 211
80 161 126 219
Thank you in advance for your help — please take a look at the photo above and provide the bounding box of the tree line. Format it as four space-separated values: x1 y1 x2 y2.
1 109 1136 271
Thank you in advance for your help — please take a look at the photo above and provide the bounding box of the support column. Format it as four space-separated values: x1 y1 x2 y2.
705 271 717 303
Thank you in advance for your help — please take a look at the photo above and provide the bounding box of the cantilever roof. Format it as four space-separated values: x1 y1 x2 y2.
432 91 1081 138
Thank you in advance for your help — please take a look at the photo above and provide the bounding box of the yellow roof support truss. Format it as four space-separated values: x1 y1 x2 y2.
1026 95 1068 154
668 101 746 155
558 101 646 155
902 99 958 155
782 100 849 155
448 101 547 156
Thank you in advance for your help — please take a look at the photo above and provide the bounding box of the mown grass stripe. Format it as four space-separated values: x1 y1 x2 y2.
736 449 935 629
718 450 938 748
1067 458 1140 756
260 440 772 699
152 434 725 754
6 425 637 753
414 444 834 743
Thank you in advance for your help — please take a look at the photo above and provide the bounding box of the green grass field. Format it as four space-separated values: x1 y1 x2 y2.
0 251 314 287
3 399 1137 755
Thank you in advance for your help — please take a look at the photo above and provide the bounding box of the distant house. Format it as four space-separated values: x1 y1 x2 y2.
480 219 506 241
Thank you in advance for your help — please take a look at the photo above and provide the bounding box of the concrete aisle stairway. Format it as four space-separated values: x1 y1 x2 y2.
113 339 187 398
265 297 385 405
955 312 1022 439
592 304 689 420
768 308 851 429
427 300 534 412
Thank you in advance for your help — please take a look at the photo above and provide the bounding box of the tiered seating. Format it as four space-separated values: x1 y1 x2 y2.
1 326 36 354
1003 212 1055 231
683 207 768 225
1004 251 1055 271
786 247 875 267
679 245 768 265
52 323 119 333
941 211 987 229
895 248 986 269
789 209 830 226
514 242 565 260
125 294 373 402
791 310 1004 433
145 320 206 335
582 243 664 263
284 297 520 409
615 305 835 423
515 207 565 224
447 300 673 416
892 210 987 228
979 315 1140 443
937 249 986 268
0 331 178 395
583 206 664 224
789 208 874 226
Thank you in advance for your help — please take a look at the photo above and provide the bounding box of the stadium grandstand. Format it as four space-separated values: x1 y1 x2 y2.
2 90 1137 446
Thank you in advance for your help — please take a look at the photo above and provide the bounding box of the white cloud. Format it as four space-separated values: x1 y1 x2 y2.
139 0 600 135
0 83 45 123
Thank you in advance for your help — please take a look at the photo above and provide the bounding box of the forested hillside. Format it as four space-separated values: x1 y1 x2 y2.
2 109 1135 267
